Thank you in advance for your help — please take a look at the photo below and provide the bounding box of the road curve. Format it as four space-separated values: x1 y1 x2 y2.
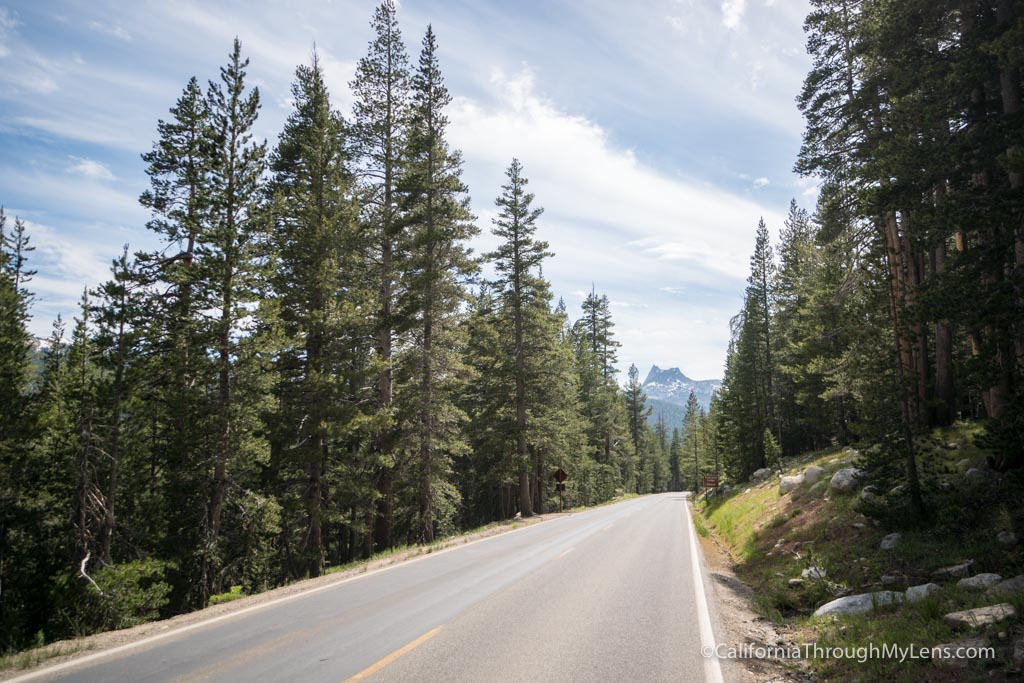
16 493 736 683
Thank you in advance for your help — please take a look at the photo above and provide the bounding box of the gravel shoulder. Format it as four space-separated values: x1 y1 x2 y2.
698 523 815 682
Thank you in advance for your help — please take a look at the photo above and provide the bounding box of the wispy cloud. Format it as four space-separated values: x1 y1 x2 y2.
753 176 770 188
66 155 115 181
87 20 131 42
0 7 17 57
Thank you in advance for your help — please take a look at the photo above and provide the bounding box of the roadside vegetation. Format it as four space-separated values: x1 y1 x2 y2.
697 423 1024 682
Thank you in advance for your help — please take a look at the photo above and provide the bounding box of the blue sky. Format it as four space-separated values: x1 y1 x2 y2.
0 0 815 380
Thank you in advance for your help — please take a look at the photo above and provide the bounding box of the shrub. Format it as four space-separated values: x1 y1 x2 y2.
51 559 172 637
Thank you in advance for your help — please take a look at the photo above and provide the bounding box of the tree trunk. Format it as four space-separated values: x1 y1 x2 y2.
932 241 955 425
996 0 1024 371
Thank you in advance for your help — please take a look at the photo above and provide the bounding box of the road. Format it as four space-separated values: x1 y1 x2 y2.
16 493 733 683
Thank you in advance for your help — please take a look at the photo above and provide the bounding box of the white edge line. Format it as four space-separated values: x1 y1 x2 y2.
684 496 725 683
6 514 565 682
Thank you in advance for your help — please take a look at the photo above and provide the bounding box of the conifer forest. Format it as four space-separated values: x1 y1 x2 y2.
0 0 1022 662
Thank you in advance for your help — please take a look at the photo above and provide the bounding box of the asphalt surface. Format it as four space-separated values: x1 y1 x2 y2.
20 493 734 683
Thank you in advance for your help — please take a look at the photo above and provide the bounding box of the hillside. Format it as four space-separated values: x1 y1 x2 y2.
694 424 1024 682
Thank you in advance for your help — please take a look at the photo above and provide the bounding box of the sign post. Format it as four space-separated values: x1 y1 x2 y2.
554 468 568 512
702 475 720 503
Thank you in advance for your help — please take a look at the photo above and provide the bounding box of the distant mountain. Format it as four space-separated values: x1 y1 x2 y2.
645 397 686 431
642 365 721 417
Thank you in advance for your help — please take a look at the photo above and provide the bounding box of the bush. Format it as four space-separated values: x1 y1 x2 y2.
51 559 171 637
209 585 246 605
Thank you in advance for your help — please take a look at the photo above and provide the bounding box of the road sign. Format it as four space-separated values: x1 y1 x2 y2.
556 483 566 492
703 475 720 489
554 468 568 483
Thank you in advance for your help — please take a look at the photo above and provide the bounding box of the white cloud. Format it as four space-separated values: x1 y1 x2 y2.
66 155 115 181
20 219 114 329
722 0 747 29
448 67 786 378
87 20 131 42
753 176 770 188
0 7 17 58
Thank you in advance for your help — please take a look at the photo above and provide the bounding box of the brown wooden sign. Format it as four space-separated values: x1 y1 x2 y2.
554 468 568 483
703 475 720 489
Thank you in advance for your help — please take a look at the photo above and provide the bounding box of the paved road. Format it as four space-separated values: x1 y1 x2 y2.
18 493 733 683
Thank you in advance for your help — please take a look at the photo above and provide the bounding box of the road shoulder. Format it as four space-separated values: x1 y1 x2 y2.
696 510 815 683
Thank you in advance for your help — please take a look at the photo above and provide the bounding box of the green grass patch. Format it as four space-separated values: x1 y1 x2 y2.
208 585 246 605
693 514 710 538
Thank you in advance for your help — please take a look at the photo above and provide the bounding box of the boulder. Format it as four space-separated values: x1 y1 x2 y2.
888 484 907 497
956 458 972 471
958 573 1002 591
860 485 881 502
788 578 804 588
852 522 866 530
829 467 864 493
997 530 1017 546
965 468 990 484
803 466 827 485
931 637 991 668
813 591 902 617
943 603 1016 629
905 583 941 603
779 473 804 494
802 566 827 580
751 467 773 482
880 574 902 587
987 574 1024 597
880 532 902 550
932 560 975 581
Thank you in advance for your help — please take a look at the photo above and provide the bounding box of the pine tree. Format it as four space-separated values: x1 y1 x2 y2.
267 53 367 577
683 390 702 491
137 74 216 608
624 363 652 492
669 427 683 492
201 38 269 601
350 0 412 551
397 26 479 541
485 159 551 517
0 209 41 651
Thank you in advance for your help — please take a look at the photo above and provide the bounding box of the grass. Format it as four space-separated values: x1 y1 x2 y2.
693 424 1024 682
0 641 95 673
208 585 246 605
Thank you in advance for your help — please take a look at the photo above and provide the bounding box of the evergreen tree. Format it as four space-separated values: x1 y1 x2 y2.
485 159 551 517
267 54 366 576
669 427 683 492
397 26 478 541
200 38 269 601
350 0 412 551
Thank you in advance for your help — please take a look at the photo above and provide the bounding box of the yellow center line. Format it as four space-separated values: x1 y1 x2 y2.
345 626 443 682
557 547 575 559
